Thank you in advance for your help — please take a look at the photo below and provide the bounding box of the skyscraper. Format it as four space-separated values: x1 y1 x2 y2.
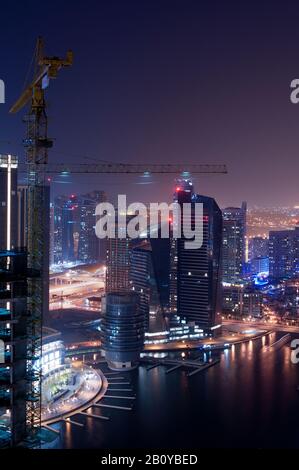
53 195 64 264
53 194 81 263
150 234 171 312
130 242 154 327
78 190 107 263
0 250 28 447
63 195 80 262
172 179 223 336
101 292 145 370
54 190 107 265
249 236 269 261
49 202 55 266
41 185 50 321
222 204 246 283
0 155 18 251
222 283 262 317
17 183 50 321
250 256 269 275
269 227 299 279
130 239 170 332
105 213 138 293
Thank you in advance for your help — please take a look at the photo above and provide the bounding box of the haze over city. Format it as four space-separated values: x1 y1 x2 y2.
1 1 299 206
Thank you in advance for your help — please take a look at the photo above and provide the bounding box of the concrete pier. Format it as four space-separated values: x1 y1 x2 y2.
43 424 60 434
104 394 136 400
146 362 161 371
166 364 182 374
187 359 220 377
79 411 110 420
64 417 84 427
106 376 126 380
93 403 132 411
107 388 133 392
107 382 131 385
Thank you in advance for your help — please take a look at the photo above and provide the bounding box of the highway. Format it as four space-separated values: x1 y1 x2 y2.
49 268 105 311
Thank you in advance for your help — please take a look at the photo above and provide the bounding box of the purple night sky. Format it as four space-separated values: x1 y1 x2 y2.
1 0 299 207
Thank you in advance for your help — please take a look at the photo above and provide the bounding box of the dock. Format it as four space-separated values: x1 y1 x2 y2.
64 417 84 427
263 334 291 353
187 358 220 376
93 403 132 411
79 411 110 421
141 356 220 376
104 394 136 400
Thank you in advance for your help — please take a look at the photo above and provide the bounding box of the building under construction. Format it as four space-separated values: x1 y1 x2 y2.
0 249 39 447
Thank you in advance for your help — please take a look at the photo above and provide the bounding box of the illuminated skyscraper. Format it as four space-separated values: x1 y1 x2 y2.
53 194 80 263
17 183 50 320
249 236 269 261
250 256 269 275
130 239 170 332
16 185 50 318
222 283 262 317
0 155 18 251
78 190 107 263
101 292 145 370
54 191 107 264
106 213 133 293
269 227 299 279
171 179 223 336
222 204 246 283
49 202 55 266
0 250 28 447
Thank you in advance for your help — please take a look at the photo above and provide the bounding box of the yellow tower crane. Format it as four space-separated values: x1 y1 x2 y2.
9 37 73 445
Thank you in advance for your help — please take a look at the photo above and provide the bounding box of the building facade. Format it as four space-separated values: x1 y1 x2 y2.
249 236 269 260
269 228 299 279
101 292 145 370
130 239 170 333
171 179 223 336
0 155 18 251
54 191 107 265
222 283 263 317
0 250 29 447
222 204 246 283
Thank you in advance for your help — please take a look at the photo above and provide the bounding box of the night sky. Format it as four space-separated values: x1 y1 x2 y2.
1 0 299 207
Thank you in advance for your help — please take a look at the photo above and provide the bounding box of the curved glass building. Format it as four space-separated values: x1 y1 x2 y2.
101 292 145 370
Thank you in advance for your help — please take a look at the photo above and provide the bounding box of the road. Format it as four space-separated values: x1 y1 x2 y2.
223 318 299 334
49 268 105 311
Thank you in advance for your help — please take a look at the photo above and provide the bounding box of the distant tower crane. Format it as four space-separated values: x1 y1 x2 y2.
18 162 228 175
9 37 73 444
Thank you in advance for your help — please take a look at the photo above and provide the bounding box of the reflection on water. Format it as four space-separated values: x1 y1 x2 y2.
65 420 73 448
56 332 299 449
